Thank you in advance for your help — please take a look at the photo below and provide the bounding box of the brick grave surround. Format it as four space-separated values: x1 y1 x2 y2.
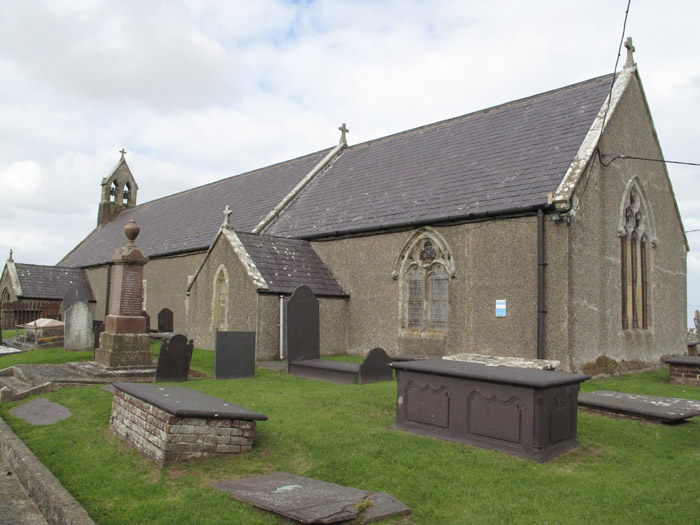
665 356 700 386
110 382 267 465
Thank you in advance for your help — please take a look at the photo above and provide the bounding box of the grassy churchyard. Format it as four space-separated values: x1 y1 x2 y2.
0 338 699 524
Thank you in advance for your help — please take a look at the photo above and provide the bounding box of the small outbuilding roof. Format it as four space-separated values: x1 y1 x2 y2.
10 263 95 301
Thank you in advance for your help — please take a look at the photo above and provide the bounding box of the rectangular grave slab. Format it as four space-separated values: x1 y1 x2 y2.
110 382 267 465
389 359 590 462
215 331 255 379
213 472 411 524
665 356 700 386
154 333 193 382
578 390 700 423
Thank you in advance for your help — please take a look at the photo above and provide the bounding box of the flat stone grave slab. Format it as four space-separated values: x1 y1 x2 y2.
111 382 268 464
113 382 267 420
578 390 700 423
10 398 72 425
444 352 560 370
212 472 411 524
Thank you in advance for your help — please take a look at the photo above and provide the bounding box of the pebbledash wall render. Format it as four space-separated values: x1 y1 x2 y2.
62 53 686 373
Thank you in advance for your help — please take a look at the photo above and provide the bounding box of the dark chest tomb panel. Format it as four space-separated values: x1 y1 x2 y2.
389 359 590 462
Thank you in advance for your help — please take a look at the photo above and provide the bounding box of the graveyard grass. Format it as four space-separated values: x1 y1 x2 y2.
1 348 699 524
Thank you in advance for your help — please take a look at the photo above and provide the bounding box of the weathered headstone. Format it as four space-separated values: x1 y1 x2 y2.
154 334 194 382
158 308 174 333
64 300 94 351
215 331 256 379
286 285 320 364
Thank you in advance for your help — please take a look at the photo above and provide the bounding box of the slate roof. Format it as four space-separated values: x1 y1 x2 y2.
13 264 95 301
265 74 613 238
60 149 332 268
236 232 346 297
60 73 614 268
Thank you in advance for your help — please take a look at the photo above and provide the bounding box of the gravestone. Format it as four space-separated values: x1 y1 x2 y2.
64 300 94 351
158 308 174 333
141 310 150 333
62 285 90 314
213 473 411 523
286 285 320 364
215 331 256 379
154 334 194 382
93 321 105 352
94 219 152 368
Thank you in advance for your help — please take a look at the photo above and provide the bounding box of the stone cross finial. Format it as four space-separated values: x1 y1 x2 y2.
695 310 699 333
8 249 13 262
119 148 127 160
624 37 636 68
222 205 233 230
338 123 349 146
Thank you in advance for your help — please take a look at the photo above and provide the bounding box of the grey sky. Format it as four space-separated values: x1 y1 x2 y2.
1 0 698 325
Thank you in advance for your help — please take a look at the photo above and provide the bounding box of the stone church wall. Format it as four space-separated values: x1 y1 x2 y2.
566 72 687 372
311 219 543 360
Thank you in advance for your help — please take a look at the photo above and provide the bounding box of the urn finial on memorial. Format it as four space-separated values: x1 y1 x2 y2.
125 218 140 245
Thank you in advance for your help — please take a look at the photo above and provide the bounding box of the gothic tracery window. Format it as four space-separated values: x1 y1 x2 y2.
620 186 652 330
398 233 453 334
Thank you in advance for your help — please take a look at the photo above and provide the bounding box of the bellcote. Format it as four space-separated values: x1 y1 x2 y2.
97 149 139 227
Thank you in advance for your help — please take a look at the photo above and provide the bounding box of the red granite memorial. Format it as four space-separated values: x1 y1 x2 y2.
94 219 152 368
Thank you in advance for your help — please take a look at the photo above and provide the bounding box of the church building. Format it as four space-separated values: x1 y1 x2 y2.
50 42 687 372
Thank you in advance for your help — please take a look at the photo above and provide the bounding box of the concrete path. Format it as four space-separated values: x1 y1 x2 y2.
0 455 48 525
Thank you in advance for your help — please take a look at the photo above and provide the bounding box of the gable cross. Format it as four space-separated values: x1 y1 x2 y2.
119 148 127 160
8 249 13 262
222 205 233 230
624 37 635 68
338 123 349 146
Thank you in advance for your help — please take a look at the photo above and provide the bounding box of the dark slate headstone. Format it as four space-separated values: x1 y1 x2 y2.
157 308 174 333
154 333 193 383
93 321 105 352
215 331 256 379
141 310 151 333
286 285 319 365
359 347 394 383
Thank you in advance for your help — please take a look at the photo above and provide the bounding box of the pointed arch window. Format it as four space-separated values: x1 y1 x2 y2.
619 180 654 330
212 265 229 330
395 230 455 335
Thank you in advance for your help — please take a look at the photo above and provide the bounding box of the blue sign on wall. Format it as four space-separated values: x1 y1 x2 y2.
496 300 506 318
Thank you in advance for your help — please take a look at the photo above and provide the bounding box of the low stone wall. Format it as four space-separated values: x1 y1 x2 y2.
110 389 257 466
666 356 700 386
0 415 94 524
